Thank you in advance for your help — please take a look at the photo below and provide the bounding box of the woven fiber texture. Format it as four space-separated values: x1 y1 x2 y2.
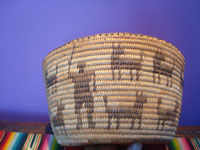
43 33 185 146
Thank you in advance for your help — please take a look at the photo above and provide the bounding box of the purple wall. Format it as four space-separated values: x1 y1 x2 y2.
0 0 200 125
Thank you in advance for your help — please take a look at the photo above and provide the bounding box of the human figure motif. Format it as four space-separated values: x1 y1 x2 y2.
153 50 174 87
103 91 147 130
111 43 144 81
45 65 65 127
68 61 96 130
157 98 180 130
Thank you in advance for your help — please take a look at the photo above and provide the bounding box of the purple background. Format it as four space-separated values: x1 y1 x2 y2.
0 0 200 125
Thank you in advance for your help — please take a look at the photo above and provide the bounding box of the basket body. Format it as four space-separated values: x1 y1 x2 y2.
43 33 185 146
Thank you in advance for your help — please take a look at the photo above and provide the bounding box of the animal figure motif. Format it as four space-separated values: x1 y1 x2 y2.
103 43 147 129
153 50 174 86
45 65 58 95
45 65 65 127
111 43 144 81
153 50 182 130
130 91 147 129
103 91 147 129
157 98 180 130
68 61 96 130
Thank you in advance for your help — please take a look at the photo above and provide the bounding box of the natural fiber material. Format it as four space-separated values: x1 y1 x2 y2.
42 33 185 146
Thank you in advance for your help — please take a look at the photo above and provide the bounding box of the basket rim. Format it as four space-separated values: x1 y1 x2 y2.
42 32 185 67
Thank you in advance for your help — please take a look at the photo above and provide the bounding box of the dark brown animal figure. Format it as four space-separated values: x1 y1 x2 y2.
68 61 96 130
130 91 147 129
111 43 144 81
103 91 147 130
45 65 65 127
153 50 174 86
45 65 58 95
157 98 180 130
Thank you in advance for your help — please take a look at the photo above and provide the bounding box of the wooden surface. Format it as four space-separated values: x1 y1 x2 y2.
0 121 52 134
0 120 200 137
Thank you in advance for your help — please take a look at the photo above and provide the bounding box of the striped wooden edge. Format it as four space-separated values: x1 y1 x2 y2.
43 33 184 67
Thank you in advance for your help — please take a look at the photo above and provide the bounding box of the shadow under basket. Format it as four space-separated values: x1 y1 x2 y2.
42 32 185 146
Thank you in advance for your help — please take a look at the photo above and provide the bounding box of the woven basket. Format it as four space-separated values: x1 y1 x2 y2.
43 33 185 146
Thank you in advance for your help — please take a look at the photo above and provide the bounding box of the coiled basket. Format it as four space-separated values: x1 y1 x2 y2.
43 33 185 146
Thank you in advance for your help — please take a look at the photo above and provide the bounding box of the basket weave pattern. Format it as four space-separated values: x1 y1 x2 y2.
43 33 185 146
